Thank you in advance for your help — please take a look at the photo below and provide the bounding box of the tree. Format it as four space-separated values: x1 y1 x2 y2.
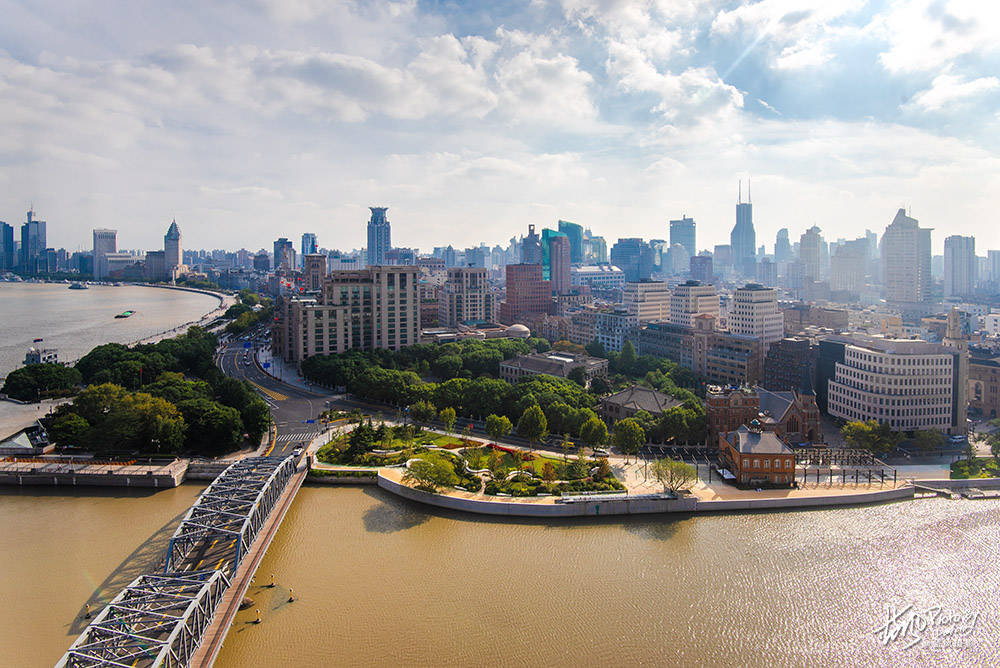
487 449 506 481
589 375 612 396
567 366 588 387
990 434 1000 463
517 404 548 449
618 340 637 375
612 418 645 464
579 416 608 451
964 438 976 462
485 414 512 443
585 339 606 358
651 457 697 493
176 398 244 453
541 461 557 481
841 420 901 456
1 363 82 401
403 456 459 492
48 413 89 447
439 407 457 434
509 448 525 473
912 430 945 453
409 400 436 425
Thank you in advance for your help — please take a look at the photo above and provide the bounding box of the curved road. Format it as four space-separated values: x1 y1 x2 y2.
217 337 333 458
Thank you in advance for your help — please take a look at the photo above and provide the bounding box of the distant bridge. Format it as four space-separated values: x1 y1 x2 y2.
56 456 299 668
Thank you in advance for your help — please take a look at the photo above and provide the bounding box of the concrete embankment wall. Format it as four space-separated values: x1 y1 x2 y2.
917 477 1000 490
694 486 915 512
0 468 186 488
184 462 231 481
377 473 697 517
307 471 377 485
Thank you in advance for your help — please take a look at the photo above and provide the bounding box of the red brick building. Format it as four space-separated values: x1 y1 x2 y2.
719 422 796 488
498 263 554 325
706 386 821 445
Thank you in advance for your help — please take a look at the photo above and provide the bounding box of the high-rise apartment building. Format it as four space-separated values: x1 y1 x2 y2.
943 235 977 299
304 254 327 291
669 216 696 259
690 255 713 284
731 182 756 276
366 207 391 266
670 280 719 327
881 208 932 306
274 265 420 365
988 250 1000 290
164 219 182 278
584 235 608 264
557 220 584 264
273 238 295 271
439 267 492 327
729 284 783 347
0 222 13 271
623 281 671 323
829 238 869 295
499 263 553 324
93 228 118 281
549 235 571 295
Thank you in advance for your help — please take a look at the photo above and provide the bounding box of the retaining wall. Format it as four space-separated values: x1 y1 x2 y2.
693 486 915 512
917 477 1000 490
377 473 697 517
0 469 186 488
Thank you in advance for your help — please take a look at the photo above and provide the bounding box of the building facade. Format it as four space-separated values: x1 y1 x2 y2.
728 284 783 347
881 208 932 306
669 216 696 259
92 228 117 281
498 263 553 325
825 335 965 434
623 281 672 323
670 281 719 327
366 207 391 266
943 235 977 299
439 267 492 327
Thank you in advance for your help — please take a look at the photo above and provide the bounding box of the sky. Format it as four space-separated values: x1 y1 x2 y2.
2 0 999 256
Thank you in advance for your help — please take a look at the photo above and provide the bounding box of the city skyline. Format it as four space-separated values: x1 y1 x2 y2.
1 1 998 252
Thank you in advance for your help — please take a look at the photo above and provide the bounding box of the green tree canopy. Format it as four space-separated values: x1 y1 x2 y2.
1 363 81 401
612 418 645 462
517 404 548 447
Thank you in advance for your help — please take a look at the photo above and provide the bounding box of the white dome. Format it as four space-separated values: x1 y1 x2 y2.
505 324 530 338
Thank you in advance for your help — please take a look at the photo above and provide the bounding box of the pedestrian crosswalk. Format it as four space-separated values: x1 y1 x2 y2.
276 431 319 444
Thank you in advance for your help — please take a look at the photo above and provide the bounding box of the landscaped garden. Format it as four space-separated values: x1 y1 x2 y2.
317 422 625 497
951 456 1000 479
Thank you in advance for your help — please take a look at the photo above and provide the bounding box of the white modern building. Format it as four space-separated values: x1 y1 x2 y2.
623 281 671 322
826 335 965 434
943 235 977 299
570 264 625 291
670 281 719 328
728 284 783 347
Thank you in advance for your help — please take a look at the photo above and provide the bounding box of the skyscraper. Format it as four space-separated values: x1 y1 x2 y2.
366 207 391 266
274 237 295 271
798 225 827 281
164 219 182 277
881 208 932 306
730 181 756 276
690 254 713 284
669 216 696 259
541 228 567 281
557 220 584 264
988 250 1000 290
943 235 977 299
0 221 13 272
522 224 542 265
301 232 318 263
19 209 47 274
774 228 791 263
93 228 118 281
610 238 654 283
729 284 783 348
549 234 571 295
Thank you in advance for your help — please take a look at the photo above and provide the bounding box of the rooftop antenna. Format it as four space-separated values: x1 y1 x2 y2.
748 177 751 203
738 179 742 204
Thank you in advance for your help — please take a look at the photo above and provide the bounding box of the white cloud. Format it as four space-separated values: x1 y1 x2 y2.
876 0 1000 74
907 72 1000 111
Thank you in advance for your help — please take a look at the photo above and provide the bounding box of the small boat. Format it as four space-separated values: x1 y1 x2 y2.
69 282 88 290
115 310 135 319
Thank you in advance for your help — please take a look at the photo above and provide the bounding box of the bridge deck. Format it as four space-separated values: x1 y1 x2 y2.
188 462 308 667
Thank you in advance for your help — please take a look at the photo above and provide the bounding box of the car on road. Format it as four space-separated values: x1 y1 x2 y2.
292 447 303 456
593 448 610 457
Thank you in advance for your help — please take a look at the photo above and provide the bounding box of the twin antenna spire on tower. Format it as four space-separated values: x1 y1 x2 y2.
738 178 751 204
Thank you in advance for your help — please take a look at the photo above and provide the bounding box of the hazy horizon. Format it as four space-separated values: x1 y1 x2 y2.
2 0 998 254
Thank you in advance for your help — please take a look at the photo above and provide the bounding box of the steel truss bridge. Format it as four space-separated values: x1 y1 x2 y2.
56 456 297 668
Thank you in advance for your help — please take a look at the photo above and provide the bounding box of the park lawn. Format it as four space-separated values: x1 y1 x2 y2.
951 457 1000 479
462 445 565 476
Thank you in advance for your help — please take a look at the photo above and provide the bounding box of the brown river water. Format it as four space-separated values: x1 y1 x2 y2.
3 484 997 667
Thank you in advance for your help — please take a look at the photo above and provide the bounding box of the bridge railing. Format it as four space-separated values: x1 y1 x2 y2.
55 570 230 668
164 456 296 575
